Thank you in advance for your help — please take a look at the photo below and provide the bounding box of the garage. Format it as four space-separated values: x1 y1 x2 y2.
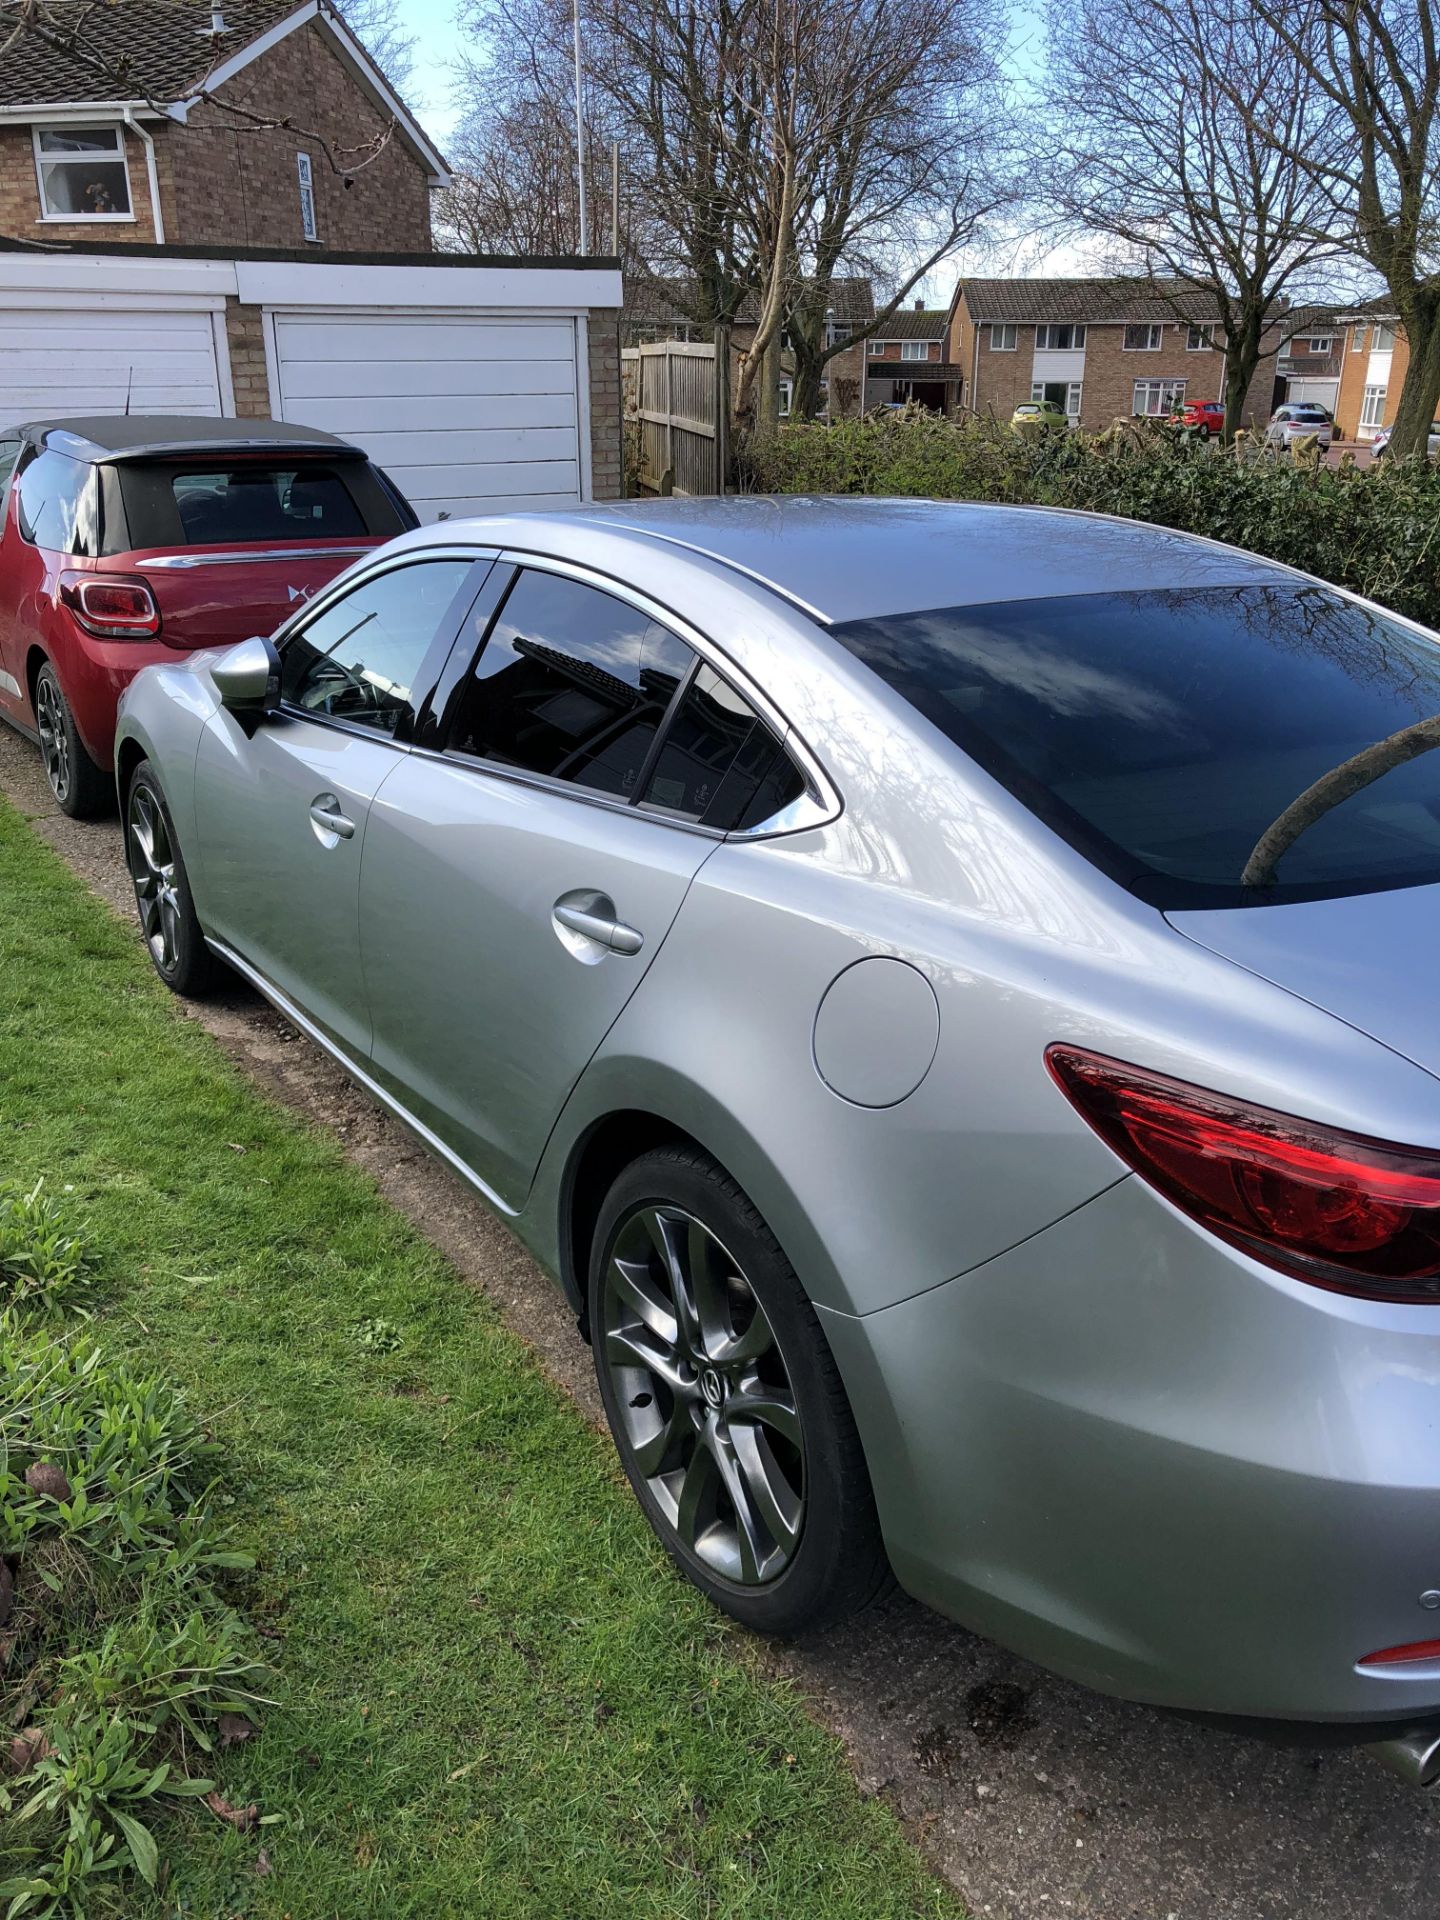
1282 375 1340 413
267 311 583 519
0 299 225 420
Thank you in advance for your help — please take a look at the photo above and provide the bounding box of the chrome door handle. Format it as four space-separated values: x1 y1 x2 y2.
309 798 355 839
553 902 645 955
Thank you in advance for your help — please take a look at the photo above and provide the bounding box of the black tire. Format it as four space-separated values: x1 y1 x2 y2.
589 1145 890 1636
33 661 110 819
124 761 220 998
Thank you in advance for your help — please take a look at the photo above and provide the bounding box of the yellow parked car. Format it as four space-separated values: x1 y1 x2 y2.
1011 398 1070 433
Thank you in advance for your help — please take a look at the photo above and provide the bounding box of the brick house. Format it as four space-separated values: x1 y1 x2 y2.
0 0 447 253
861 303 958 412
946 277 1276 431
1334 307 1412 443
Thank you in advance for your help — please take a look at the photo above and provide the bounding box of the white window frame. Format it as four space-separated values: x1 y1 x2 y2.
1035 323 1086 350
900 340 929 361
1351 324 1368 352
297 151 319 243
1186 325 1214 351
778 378 793 418
1066 381 1083 418
867 340 887 356
1133 377 1187 417
1360 383 1388 429
1123 323 1164 352
989 323 1017 351
32 123 135 223
826 322 853 349
1374 325 1397 351
1304 334 1335 353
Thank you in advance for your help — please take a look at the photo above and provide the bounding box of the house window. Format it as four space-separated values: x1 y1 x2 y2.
297 152 319 243
1374 325 1396 351
1360 384 1388 429
1351 325 1368 351
989 324 1017 350
1035 323 1085 349
1133 378 1187 416
1305 334 1335 353
868 340 887 356
827 322 852 348
778 379 793 418
1123 323 1164 351
33 125 133 220
900 340 929 361
1187 325 1214 350
1067 381 1082 417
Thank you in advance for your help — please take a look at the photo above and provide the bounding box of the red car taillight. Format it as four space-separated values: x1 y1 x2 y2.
1045 1045 1440 1299
59 572 161 639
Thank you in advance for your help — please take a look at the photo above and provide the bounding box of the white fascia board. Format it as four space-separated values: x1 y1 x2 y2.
234 259 624 311
0 102 167 122
0 252 237 300
174 0 452 185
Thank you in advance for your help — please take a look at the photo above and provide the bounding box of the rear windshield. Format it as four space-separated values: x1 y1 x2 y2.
1289 407 1330 421
832 584 1440 909
112 455 409 551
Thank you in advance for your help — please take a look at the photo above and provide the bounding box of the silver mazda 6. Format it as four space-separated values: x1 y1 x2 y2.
115 496 1440 1775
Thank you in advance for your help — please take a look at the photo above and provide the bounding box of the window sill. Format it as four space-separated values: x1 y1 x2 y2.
36 212 136 224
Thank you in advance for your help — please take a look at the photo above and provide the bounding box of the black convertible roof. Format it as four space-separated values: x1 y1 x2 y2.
17 416 361 463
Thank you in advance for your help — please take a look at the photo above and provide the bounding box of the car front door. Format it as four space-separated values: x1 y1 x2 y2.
356 561 804 1211
191 551 485 1060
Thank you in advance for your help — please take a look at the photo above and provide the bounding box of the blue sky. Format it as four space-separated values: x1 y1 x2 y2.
401 0 467 145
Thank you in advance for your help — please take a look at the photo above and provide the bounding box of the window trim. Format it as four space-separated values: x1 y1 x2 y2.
296 150 319 243
1034 323 1086 350
272 547 498 748
1122 323 1164 352
32 122 136 223
1186 325 1213 351
900 340 930 362
423 547 839 839
988 324 1017 351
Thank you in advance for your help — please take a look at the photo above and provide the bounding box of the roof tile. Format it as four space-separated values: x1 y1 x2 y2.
0 1 302 108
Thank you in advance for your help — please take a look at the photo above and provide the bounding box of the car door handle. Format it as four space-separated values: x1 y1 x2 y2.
309 797 355 839
553 901 645 955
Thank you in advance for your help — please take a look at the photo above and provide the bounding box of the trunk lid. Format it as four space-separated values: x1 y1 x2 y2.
116 540 378 651
1169 885 1440 1079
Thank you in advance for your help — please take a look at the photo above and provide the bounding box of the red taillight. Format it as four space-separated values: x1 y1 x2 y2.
59 572 160 639
1360 1640 1440 1667
1045 1045 1440 1299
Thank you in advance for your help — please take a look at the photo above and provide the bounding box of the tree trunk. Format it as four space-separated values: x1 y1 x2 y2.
790 332 825 419
1221 321 1262 441
1386 296 1440 459
757 335 781 433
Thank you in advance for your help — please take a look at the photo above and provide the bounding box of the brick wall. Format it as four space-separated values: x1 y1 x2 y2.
170 21 434 251
826 341 866 417
225 301 273 419
587 307 623 500
865 340 943 363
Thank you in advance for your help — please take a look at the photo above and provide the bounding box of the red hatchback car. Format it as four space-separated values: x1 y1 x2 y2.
0 416 416 816
1180 399 1226 437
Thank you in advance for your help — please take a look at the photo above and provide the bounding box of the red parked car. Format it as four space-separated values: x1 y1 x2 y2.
0 417 416 816
1179 399 1226 438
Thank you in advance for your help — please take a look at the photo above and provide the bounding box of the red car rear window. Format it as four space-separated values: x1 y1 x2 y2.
169 466 366 543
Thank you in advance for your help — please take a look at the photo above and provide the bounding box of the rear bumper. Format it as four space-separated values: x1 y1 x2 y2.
52 634 177 770
822 1177 1440 1723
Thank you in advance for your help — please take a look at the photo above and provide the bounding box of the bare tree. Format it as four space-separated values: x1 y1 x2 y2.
1241 0 1440 456
438 95 590 253
1039 0 1352 437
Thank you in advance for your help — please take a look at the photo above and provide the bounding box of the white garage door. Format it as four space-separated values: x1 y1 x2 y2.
1285 377 1340 413
269 311 583 523
0 303 223 423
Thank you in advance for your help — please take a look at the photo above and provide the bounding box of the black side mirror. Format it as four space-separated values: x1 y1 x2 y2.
212 636 280 729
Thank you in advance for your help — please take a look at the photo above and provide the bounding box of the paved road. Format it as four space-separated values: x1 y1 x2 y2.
3 723 1438 1918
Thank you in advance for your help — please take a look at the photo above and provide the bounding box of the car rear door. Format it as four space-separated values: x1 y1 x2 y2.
356 560 804 1212
191 551 486 1060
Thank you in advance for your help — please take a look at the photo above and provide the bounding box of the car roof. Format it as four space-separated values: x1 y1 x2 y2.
7 415 363 463
416 495 1294 624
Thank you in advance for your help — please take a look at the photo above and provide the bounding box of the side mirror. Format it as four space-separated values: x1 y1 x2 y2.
212 635 280 721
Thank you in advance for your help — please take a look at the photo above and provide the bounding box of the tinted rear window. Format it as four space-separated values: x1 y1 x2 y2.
833 584 1440 908
114 456 408 551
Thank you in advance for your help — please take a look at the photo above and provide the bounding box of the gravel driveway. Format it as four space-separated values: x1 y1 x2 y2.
3 720 1437 1919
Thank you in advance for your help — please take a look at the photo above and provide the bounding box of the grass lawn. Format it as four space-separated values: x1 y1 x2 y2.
0 797 959 1920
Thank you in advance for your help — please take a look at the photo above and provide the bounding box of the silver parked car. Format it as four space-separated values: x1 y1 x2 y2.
1265 402 1336 450
115 497 1440 1767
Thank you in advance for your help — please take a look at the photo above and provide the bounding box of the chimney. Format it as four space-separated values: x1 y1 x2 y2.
914 297 924 310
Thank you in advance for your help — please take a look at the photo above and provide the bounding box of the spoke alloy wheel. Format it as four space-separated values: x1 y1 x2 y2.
35 675 70 805
128 787 183 975
601 1204 805 1585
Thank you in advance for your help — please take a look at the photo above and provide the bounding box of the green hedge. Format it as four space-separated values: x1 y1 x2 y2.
741 410 1440 629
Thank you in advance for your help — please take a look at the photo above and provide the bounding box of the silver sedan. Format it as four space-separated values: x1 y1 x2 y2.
115 496 1440 1770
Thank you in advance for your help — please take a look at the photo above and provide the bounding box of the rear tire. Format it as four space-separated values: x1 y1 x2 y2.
34 662 109 819
125 761 220 998
589 1145 891 1636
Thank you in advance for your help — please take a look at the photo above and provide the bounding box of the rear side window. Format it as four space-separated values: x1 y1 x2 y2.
640 663 804 828
833 583 1440 908
447 569 692 798
15 449 98 555
170 465 366 543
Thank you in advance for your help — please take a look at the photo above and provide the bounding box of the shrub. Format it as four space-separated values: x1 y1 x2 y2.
0 1184 91 1319
742 409 1440 630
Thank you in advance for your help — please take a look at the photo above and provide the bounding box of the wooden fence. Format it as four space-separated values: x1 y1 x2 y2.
621 339 725 495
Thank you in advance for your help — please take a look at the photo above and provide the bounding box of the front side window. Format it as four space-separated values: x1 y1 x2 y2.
446 570 691 798
1133 377 1186 416
16 450 98 554
1360 384 1388 428
989 324 1017 350
834 584 1440 908
34 125 132 218
281 559 475 735
1035 323 1085 350
1123 323 1164 351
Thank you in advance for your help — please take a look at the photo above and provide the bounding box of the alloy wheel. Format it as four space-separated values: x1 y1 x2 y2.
600 1204 805 1585
127 786 183 975
35 674 70 805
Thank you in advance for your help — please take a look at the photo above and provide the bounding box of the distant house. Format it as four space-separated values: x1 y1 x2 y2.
1333 307 1410 442
862 304 957 413
946 277 1276 431
0 0 447 252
